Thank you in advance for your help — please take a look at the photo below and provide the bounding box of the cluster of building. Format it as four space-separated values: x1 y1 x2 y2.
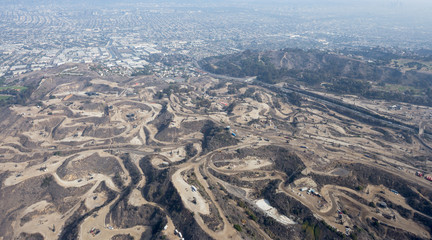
0 7 249 78
2 4 430 80
299 187 322 198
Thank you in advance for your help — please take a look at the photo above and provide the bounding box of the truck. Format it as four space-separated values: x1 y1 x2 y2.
416 171 424 177
425 175 432 182
390 189 399 195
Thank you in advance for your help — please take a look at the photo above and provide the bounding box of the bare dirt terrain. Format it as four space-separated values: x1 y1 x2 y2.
0 63 431 240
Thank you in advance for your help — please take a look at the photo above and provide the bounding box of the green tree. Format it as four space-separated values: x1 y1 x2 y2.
233 224 242 232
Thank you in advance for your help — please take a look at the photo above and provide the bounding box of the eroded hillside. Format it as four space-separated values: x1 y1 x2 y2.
0 63 431 240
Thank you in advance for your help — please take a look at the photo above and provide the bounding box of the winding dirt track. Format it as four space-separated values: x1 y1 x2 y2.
278 182 431 239
171 144 250 240
2 70 432 240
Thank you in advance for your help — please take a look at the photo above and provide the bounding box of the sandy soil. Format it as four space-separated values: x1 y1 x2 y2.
256 199 295 225
172 168 210 215
1 67 431 240
79 196 147 240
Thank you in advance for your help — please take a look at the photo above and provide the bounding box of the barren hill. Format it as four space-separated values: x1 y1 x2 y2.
0 62 431 240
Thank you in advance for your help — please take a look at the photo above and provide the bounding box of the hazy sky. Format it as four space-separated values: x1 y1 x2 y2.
4 0 431 23
2 0 431 48
4 0 432 10
3 0 432 33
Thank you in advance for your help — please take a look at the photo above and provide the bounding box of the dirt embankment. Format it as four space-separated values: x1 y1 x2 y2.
17 232 44 240
139 156 213 240
311 163 432 235
150 103 175 142
107 198 166 234
56 153 123 181
0 174 93 240
201 121 239 152
213 145 305 181
111 234 134 240
311 163 432 217
262 180 347 240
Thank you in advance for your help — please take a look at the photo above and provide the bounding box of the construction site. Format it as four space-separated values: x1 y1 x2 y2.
0 63 431 240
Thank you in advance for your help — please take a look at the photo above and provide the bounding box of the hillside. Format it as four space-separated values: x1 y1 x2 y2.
0 63 431 240
199 49 432 106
